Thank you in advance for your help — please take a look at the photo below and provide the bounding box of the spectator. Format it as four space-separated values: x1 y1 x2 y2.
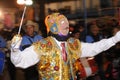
85 24 106 80
20 20 43 80
0 29 6 48
6 27 25 80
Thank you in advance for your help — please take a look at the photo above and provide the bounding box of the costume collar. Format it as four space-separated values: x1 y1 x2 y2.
48 32 70 41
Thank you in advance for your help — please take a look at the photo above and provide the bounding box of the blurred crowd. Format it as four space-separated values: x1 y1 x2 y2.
71 18 120 80
0 17 120 80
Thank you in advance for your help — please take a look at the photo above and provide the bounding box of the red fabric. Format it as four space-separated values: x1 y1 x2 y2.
75 58 98 78
61 43 67 62
87 58 98 74
76 59 86 78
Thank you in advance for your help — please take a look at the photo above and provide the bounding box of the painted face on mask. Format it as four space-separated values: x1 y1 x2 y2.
45 13 69 36
58 17 69 36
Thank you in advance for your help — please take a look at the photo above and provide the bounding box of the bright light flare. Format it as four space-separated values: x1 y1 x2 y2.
17 0 33 5
17 0 25 5
0 10 3 18
0 11 2 16
25 0 33 5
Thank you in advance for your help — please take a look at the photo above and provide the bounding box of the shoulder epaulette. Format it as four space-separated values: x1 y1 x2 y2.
33 37 53 53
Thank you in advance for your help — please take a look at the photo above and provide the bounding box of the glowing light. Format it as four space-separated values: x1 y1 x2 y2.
25 0 33 5
17 0 33 5
17 0 25 5
0 10 3 18
0 11 2 16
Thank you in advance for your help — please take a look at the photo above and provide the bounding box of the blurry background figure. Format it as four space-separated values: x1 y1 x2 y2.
85 24 106 80
78 25 86 42
0 23 25 80
71 30 81 39
20 20 43 80
0 27 6 72
74 24 85 42
112 26 120 35
0 34 6 49
20 20 43 50
0 27 7 80
85 24 102 43
4 13 14 30
6 27 25 80
106 26 120 80
0 26 6 48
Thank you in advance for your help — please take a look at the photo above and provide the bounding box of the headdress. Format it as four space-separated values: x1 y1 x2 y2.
45 13 68 34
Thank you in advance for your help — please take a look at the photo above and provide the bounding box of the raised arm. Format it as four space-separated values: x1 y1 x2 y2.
10 35 39 69
81 31 120 57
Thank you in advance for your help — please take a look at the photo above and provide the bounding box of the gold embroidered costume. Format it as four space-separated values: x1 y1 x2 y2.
33 36 81 80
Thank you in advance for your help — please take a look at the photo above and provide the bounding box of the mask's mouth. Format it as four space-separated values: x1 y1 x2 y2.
58 29 69 36
65 27 69 30
61 26 69 32
48 30 70 41
54 33 70 41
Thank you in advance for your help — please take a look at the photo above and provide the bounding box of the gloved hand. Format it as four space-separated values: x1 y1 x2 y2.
11 34 22 50
112 31 120 43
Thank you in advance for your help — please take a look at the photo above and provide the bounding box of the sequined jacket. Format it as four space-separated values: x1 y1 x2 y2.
33 36 81 80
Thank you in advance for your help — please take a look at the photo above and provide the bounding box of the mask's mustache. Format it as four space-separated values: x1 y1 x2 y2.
65 27 69 29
